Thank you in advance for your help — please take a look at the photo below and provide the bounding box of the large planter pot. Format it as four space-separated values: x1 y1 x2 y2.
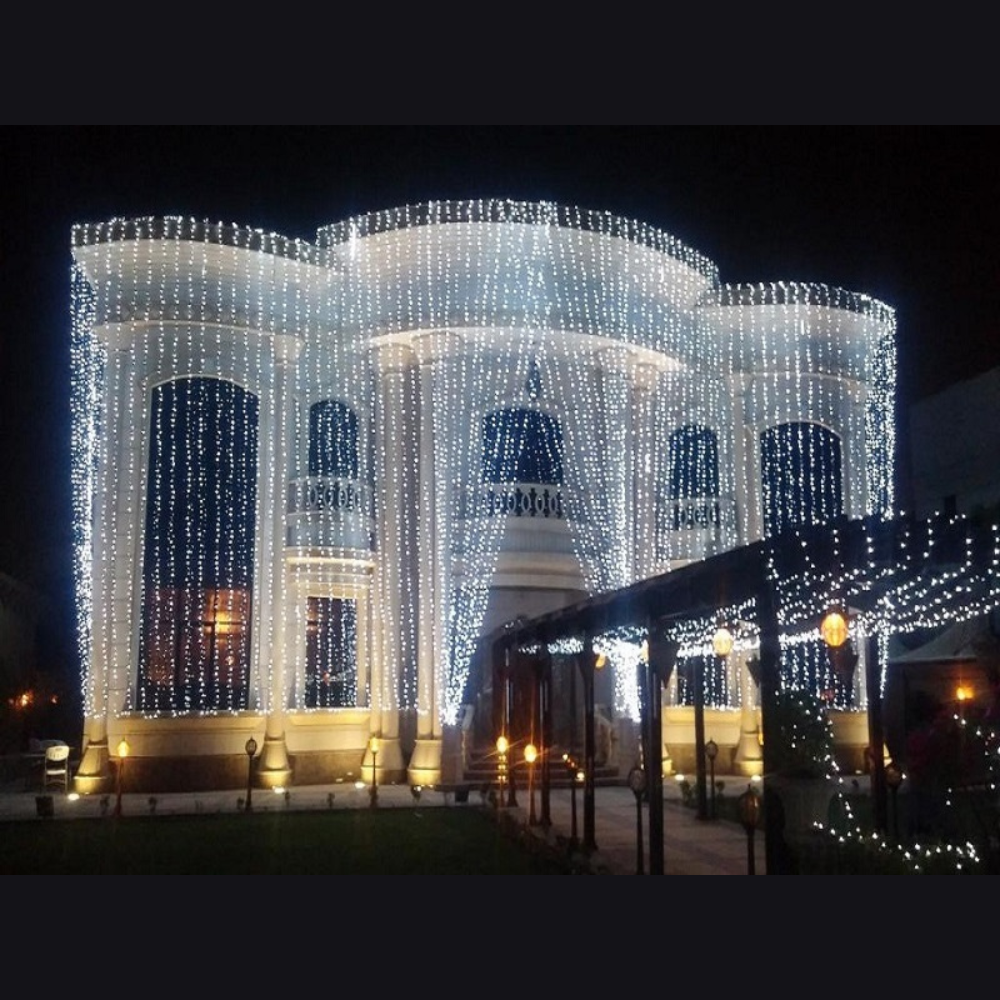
766 775 838 837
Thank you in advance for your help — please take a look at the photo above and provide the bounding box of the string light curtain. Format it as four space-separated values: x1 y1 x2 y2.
71 203 897 738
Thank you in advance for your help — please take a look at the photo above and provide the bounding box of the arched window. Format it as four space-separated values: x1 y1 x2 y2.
482 408 564 484
139 377 258 712
305 596 357 708
760 421 843 538
667 424 720 529
309 400 359 479
668 425 719 498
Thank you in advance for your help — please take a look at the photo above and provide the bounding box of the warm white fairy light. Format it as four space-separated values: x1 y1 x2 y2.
593 627 645 719
70 200 907 757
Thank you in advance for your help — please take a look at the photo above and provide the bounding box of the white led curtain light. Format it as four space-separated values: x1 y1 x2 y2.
71 203 897 729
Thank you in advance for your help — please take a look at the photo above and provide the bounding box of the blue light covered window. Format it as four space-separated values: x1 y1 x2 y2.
305 596 357 708
139 377 258 712
668 425 719 499
481 408 564 484
760 421 843 538
309 400 359 479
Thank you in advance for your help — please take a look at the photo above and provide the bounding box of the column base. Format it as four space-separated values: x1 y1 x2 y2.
733 728 764 777
363 736 405 784
257 732 292 789
407 737 443 787
73 737 113 796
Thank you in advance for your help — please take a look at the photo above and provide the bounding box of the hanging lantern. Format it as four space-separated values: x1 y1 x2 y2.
712 625 734 658
821 610 849 648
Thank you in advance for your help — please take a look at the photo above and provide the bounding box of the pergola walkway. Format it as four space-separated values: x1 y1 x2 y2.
483 511 999 874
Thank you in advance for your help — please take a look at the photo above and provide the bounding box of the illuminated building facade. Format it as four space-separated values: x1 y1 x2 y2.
68 201 896 793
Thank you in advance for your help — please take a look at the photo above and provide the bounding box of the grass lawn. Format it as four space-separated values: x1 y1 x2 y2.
0 806 575 875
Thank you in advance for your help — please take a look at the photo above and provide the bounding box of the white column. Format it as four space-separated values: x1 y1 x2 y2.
632 361 660 580
369 342 413 777
76 339 134 792
407 332 463 784
415 338 438 741
845 390 869 518
733 650 763 776
257 334 301 787
592 345 637 589
728 377 751 547
740 377 765 544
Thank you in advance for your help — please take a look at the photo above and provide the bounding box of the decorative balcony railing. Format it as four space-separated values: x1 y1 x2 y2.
669 498 721 530
460 483 565 520
287 477 373 517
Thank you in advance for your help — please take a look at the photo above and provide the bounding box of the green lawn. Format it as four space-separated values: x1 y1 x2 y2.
0 807 576 875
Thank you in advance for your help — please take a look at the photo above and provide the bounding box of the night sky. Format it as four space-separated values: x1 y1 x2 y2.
3 129 997 671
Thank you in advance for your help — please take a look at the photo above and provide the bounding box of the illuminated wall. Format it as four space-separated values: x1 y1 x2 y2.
69 202 895 784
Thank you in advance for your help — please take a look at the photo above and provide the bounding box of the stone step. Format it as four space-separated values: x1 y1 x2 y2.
464 749 619 788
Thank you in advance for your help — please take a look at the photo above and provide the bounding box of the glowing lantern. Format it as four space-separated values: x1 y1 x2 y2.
821 611 849 648
712 626 734 658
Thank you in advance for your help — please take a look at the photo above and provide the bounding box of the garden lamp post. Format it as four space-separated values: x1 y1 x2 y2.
244 736 257 812
737 782 760 875
113 738 130 818
524 742 538 825
627 765 647 874
705 738 718 820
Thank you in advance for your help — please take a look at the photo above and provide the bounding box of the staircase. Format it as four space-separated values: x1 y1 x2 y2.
463 745 620 790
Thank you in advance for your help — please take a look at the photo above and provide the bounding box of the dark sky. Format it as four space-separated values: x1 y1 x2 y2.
2 129 997 660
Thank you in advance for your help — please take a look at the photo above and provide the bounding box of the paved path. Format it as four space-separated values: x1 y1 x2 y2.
525 783 765 874
0 776 765 875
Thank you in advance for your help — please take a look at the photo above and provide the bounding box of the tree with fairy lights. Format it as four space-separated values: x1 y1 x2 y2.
769 685 838 779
